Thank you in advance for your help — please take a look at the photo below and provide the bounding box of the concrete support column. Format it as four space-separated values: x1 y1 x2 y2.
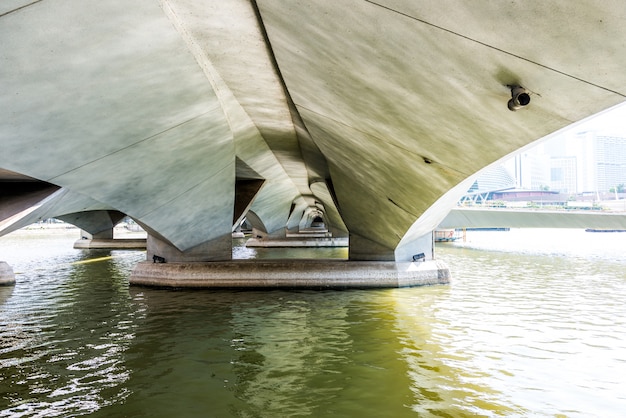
131 231 448 288
394 232 435 262
246 227 347 248
80 229 113 240
130 231 447 289
348 234 396 261
232 223 245 239
147 233 232 263
0 261 15 285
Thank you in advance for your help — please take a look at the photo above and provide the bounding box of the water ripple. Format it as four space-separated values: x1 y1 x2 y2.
1 229 625 416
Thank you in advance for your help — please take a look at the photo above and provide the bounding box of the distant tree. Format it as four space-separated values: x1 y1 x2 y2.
539 185 550 191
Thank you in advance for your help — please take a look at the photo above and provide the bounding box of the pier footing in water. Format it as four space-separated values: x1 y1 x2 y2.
245 237 348 248
129 259 450 289
74 239 147 250
0 262 15 285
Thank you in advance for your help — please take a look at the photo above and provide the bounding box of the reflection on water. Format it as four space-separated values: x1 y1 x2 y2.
1 229 625 417
0 231 143 417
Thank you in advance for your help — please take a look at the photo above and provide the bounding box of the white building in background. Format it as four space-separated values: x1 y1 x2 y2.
571 131 626 193
492 129 626 195
550 156 577 193
511 149 550 190
593 134 626 192
474 104 626 197
542 133 584 194
467 164 516 194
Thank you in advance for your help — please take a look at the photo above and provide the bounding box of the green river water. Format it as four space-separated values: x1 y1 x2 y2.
1 228 625 417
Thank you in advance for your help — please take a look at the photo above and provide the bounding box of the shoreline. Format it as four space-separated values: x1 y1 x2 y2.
2 223 147 239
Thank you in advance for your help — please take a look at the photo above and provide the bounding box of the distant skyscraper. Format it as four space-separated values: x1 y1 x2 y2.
485 127 626 195
574 131 626 192
515 151 550 190
550 156 577 193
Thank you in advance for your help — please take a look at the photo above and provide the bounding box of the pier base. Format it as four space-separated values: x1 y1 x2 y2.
74 238 147 249
129 259 450 289
245 237 348 248
0 262 15 285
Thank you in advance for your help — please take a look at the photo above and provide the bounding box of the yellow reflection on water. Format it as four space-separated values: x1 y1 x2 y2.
226 291 418 417
390 286 521 417
71 256 114 265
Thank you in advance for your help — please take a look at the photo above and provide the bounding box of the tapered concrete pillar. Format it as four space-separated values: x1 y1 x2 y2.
80 229 113 240
0 262 15 285
232 223 245 239
348 231 435 262
394 232 435 262
146 233 232 263
348 233 396 261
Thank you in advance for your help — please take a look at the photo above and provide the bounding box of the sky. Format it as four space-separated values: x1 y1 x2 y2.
568 101 626 133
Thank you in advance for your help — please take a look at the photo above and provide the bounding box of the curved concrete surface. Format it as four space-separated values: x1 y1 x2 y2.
1 1 626 265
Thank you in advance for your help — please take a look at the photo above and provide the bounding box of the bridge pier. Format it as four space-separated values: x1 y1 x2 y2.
129 231 450 289
73 229 146 250
130 259 449 289
0 261 15 285
245 227 348 248
146 233 232 263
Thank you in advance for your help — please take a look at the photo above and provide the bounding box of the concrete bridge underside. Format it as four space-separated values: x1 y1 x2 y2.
2 1 626 286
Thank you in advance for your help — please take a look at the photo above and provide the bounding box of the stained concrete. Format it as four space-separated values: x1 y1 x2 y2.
130 259 450 289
